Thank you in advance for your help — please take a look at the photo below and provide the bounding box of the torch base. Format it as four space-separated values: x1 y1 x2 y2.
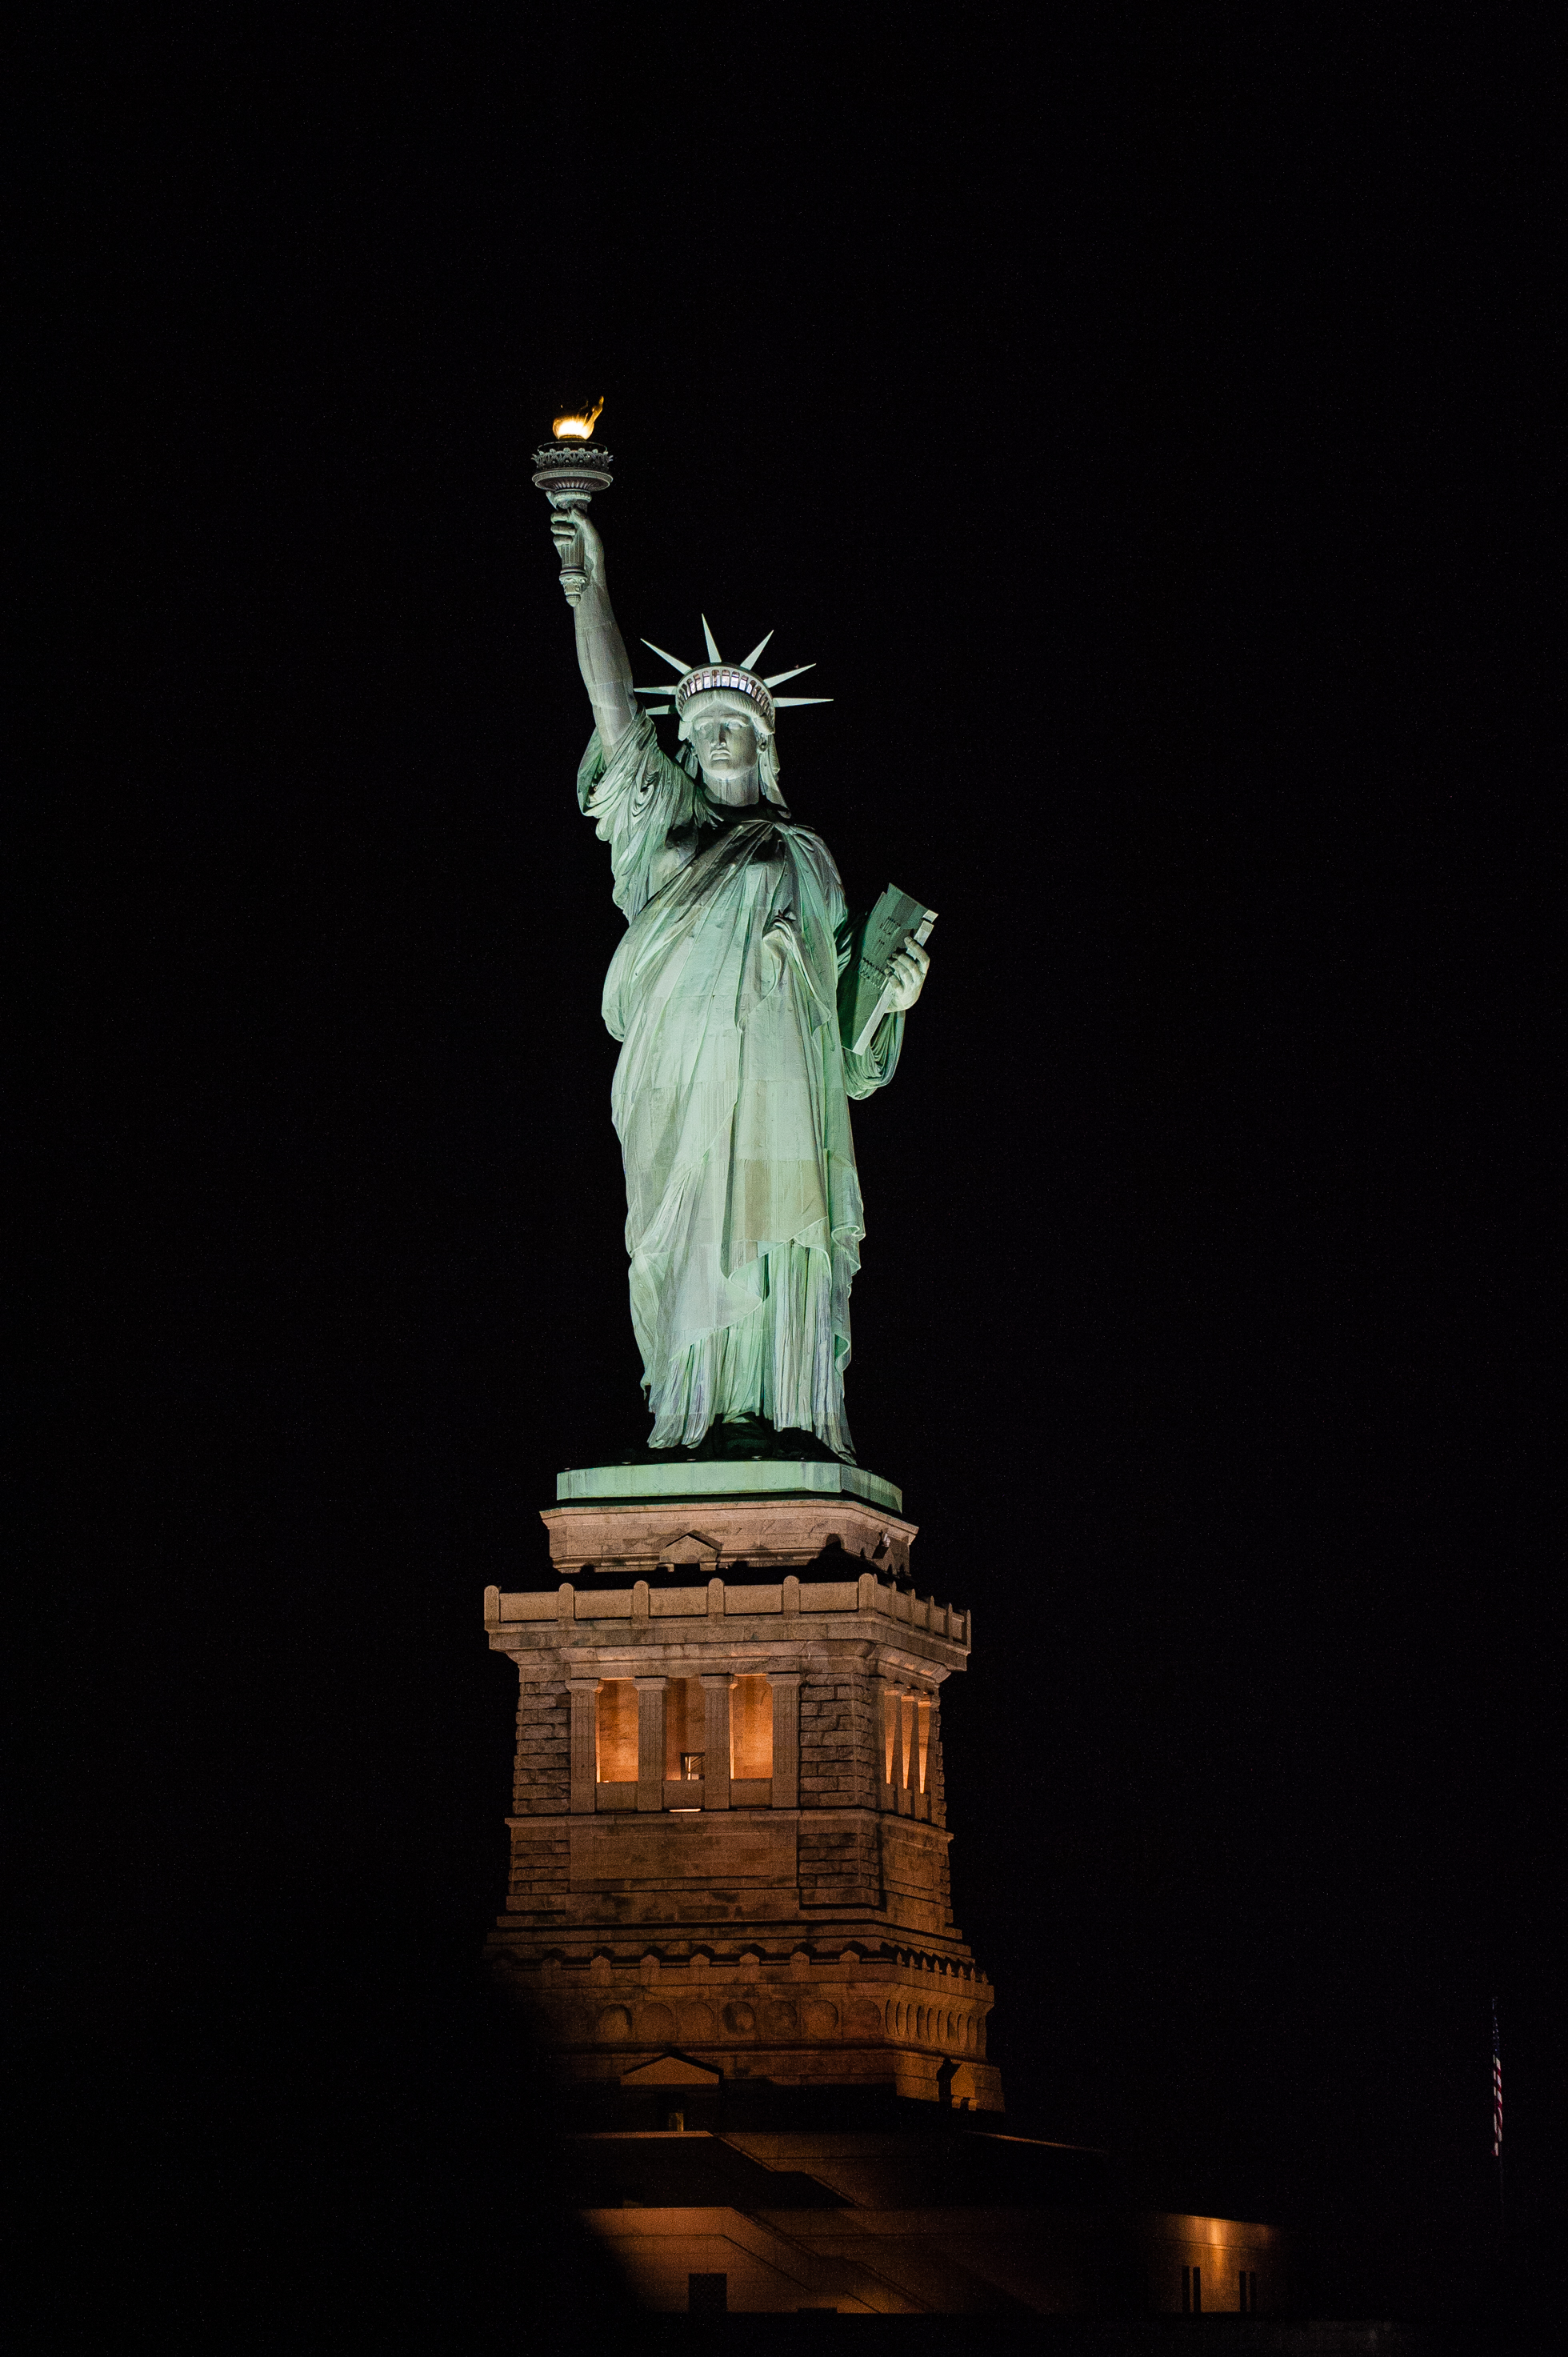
532 443 614 507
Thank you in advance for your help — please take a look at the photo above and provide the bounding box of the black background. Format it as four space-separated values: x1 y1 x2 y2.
29 13 1558 2343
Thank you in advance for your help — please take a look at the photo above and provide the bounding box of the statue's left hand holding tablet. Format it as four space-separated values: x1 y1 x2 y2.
885 935 930 1014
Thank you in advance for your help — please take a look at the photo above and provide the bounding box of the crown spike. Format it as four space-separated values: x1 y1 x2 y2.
642 639 694 676
701 614 722 663
739 630 774 670
773 695 832 707
762 662 815 688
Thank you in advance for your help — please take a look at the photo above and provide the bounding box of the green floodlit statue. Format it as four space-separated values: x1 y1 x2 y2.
549 505 930 1465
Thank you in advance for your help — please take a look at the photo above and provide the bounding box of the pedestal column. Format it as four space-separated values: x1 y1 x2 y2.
701 1673 731 1811
635 1677 666 1813
770 1672 801 1808
567 1677 598 1814
926 1690 946 1827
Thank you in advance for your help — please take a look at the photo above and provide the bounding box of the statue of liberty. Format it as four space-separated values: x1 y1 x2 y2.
549 507 930 1464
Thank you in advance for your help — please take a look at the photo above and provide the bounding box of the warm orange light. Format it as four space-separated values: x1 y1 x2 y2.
730 1675 774 1781
552 397 604 440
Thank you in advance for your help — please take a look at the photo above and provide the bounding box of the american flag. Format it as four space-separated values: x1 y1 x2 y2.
1491 1999 1503 2163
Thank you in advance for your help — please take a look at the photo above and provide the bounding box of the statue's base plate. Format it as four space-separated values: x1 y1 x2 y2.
557 1459 902 1515
543 1462 913 1579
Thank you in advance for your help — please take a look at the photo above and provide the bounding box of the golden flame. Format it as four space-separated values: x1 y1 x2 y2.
551 397 604 441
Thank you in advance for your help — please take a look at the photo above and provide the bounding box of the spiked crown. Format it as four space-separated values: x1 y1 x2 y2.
635 617 830 742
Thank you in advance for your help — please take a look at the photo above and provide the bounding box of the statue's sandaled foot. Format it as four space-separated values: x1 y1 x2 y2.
700 1414 850 1464
620 1414 853 1467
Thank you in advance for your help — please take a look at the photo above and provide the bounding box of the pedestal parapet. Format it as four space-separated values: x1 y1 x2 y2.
483 1470 1002 2112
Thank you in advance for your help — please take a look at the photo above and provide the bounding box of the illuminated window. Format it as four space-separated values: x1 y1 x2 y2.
730 1675 774 1780
882 1688 933 1791
595 1679 638 1783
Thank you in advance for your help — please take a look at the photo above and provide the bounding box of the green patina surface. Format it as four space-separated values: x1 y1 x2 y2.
578 714 902 1463
547 506 933 1464
555 1460 903 1515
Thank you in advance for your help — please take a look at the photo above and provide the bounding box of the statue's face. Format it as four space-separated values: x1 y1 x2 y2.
690 710 761 802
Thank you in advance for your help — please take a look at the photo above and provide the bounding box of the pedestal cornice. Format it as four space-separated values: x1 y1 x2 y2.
486 1567 970 1679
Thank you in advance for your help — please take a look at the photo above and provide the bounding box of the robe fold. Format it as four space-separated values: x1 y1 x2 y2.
579 712 902 1455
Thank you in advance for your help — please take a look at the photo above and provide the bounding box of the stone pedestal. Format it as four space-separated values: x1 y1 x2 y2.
483 1465 1002 2113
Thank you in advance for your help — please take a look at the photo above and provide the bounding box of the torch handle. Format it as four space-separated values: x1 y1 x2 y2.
550 493 590 605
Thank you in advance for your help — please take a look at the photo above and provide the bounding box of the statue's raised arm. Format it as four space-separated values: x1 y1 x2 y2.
549 510 637 754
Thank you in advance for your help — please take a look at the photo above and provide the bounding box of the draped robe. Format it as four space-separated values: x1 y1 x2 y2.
580 712 902 1456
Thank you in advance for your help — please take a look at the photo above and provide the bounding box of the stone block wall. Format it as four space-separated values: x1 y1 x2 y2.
798 1668 878 1810
927 1705 948 1829
490 1944 998 2099
878 1820 954 1936
798 1817 883 1911
506 1824 570 1921
512 1676 570 1815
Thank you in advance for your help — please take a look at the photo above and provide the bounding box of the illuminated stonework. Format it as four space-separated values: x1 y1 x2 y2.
483 1485 1002 2110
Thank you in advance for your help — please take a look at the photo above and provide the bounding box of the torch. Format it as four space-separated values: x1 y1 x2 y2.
532 398 612 603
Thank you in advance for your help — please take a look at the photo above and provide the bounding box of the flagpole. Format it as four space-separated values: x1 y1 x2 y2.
1490 1995 1505 2253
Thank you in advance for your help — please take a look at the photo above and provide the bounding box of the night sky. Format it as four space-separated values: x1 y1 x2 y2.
32 17 1557 2344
